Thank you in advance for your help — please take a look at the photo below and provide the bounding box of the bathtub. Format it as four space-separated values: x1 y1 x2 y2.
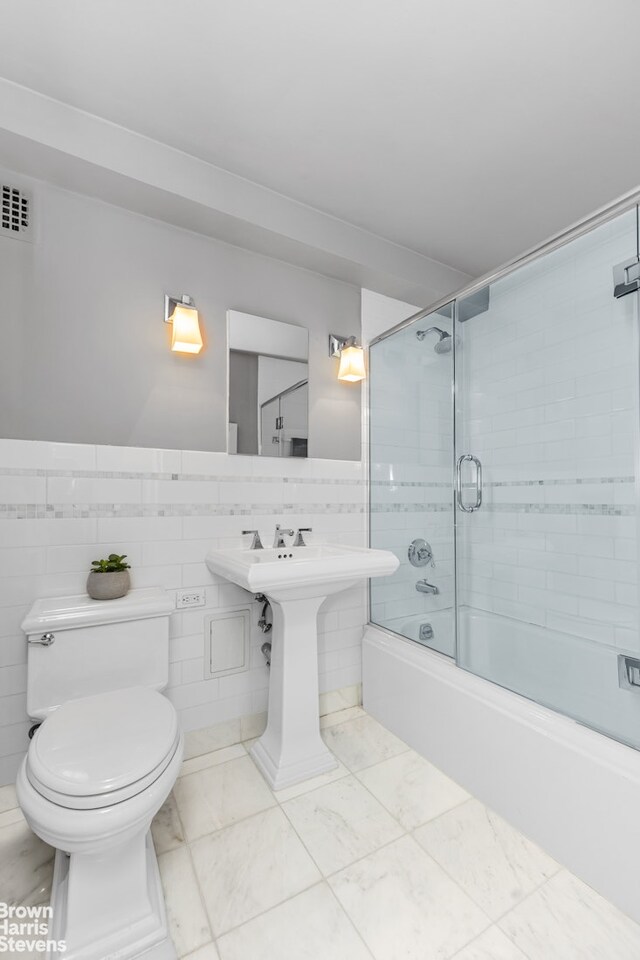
363 616 640 923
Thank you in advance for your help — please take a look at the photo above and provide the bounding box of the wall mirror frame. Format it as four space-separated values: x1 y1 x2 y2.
227 310 309 458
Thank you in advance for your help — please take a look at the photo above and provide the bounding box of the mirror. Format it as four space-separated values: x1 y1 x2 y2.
227 310 309 457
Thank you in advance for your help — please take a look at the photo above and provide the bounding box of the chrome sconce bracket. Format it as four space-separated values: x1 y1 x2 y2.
329 334 357 357
329 333 366 382
164 293 195 323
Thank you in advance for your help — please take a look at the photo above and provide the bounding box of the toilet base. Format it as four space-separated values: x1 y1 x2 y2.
47 832 176 960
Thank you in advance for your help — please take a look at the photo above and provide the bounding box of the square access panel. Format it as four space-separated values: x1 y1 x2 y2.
205 607 251 678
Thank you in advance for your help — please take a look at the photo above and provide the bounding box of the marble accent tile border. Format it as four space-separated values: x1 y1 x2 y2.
370 503 452 513
371 480 451 488
484 503 635 516
372 476 634 488
489 476 635 487
0 502 366 520
0 468 363 485
371 502 634 515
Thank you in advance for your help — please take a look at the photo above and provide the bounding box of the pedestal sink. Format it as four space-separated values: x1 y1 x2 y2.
205 542 399 789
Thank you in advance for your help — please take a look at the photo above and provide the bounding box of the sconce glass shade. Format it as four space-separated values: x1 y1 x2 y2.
170 303 203 354
337 343 366 382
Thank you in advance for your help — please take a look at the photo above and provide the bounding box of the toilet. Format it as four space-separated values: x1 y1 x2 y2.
16 588 183 960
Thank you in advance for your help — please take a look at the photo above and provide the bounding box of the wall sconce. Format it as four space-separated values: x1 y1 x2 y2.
164 294 203 354
329 334 366 382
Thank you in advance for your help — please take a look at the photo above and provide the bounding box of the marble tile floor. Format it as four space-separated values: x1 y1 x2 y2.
2 707 640 959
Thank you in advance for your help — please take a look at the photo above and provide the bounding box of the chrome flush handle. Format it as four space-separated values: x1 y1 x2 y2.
28 633 55 646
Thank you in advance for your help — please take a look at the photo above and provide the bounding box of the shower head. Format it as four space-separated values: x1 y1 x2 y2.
434 336 452 354
415 326 452 354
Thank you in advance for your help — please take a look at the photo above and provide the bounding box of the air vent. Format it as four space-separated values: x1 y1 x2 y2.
1 183 33 242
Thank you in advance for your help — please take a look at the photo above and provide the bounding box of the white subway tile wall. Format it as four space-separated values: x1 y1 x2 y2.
0 440 366 785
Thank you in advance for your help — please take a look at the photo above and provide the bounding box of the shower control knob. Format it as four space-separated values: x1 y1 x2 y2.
408 539 435 568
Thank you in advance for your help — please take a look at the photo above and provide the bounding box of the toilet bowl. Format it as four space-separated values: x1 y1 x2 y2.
17 589 182 960
17 686 184 960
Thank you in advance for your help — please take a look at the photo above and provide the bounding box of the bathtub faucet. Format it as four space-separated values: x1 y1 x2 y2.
416 580 439 595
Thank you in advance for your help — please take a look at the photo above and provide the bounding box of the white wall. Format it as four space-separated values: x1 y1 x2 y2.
0 169 378 787
361 289 421 345
0 168 361 460
0 438 366 786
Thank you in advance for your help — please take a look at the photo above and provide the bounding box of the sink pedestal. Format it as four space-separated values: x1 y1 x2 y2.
205 541 399 790
250 595 338 790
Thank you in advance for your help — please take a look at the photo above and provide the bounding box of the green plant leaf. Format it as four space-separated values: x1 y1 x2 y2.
89 553 131 572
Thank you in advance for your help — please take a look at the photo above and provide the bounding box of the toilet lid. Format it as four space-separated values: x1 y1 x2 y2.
27 686 180 809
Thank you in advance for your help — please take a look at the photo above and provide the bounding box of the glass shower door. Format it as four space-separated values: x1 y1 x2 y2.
260 381 308 457
280 380 308 457
454 208 640 749
260 396 281 456
369 303 456 656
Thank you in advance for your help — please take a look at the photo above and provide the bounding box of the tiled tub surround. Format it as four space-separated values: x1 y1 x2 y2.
371 475 638 649
4 709 640 960
0 439 366 785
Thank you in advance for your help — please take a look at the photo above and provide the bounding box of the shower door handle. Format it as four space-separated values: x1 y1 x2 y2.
456 454 483 513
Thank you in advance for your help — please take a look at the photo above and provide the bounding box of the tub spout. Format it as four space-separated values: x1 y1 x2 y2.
416 580 439 595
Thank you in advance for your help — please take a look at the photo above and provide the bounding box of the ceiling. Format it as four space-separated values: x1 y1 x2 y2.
2 0 640 276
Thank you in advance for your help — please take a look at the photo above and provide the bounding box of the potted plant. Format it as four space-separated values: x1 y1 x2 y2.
87 554 131 601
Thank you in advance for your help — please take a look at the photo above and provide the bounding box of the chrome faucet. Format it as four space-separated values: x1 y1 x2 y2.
273 524 294 548
242 529 263 550
293 527 312 546
416 580 439 595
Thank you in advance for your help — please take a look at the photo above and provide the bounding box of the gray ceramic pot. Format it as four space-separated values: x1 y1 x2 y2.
86 569 130 601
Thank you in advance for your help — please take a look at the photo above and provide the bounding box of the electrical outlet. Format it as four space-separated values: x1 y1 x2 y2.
176 591 205 609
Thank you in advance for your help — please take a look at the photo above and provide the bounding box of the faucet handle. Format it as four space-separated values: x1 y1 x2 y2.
242 529 264 550
293 527 312 547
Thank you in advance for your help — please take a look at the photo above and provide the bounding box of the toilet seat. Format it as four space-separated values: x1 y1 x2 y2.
26 686 180 810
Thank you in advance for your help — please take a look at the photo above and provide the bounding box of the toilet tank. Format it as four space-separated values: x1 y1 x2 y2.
21 588 175 720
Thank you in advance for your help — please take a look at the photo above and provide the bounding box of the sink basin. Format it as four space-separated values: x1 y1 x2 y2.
205 541 398 790
206 542 398 600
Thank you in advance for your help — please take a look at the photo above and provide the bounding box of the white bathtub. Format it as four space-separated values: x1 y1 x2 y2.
363 617 640 923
